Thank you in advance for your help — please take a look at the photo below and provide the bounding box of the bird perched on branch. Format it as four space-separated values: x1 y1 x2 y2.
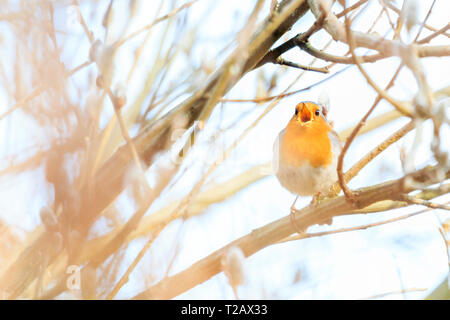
273 100 341 230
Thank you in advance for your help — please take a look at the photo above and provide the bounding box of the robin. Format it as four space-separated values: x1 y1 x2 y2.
273 101 342 230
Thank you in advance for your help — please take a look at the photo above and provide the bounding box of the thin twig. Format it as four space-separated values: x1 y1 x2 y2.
331 121 415 197
342 9 413 117
114 0 200 48
363 288 427 300
336 64 403 204
281 202 449 243
297 40 386 64
0 61 92 121
335 0 369 18
75 0 144 173
401 195 450 211
414 0 437 43
417 24 450 44
220 65 351 103
274 57 329 73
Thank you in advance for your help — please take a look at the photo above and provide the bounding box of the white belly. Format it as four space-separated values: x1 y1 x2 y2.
274 160 338 195
272 130 340 196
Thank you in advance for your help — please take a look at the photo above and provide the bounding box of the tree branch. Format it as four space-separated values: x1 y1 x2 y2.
132 166 449 299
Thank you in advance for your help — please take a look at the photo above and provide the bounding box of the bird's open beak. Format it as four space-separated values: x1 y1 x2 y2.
298 105 312 124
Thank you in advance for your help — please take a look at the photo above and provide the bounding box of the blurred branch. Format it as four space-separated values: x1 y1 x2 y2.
91 169 272 261
0 0 314 299
363 287 427 300
74 1 144 174
384 2 450 39
0 61 92 121
115 0 200 48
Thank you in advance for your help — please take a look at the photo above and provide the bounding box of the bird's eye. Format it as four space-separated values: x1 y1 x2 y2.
295 108 298 115
315 109 320 116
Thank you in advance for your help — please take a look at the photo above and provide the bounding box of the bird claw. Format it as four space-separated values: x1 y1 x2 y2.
309 192 322 207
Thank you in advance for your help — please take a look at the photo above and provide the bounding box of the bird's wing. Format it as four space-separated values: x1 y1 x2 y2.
272 129 285 171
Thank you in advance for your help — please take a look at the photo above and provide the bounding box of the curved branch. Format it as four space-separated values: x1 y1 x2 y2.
297 40 386 64
337 64 404 204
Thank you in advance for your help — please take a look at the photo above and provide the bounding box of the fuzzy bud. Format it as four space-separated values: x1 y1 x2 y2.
96 75 104 89
270 0 279 19
318 91 330 117
102 1 114 30
94 44 115 88
113 82 127 109
89 39 103 62
221 246 247 288
40 206 58 232
402 0 420 32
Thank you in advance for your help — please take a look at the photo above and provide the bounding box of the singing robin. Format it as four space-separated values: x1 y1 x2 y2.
273 101 342 228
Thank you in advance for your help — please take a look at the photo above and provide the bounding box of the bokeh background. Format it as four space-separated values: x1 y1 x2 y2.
0 0 449 299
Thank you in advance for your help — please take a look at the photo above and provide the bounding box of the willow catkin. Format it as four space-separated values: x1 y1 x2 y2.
221 246 247 288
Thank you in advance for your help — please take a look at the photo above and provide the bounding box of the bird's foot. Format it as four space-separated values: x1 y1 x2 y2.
309 192 322 207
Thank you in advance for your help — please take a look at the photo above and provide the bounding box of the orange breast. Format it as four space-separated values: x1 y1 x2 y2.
280 117 332 168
